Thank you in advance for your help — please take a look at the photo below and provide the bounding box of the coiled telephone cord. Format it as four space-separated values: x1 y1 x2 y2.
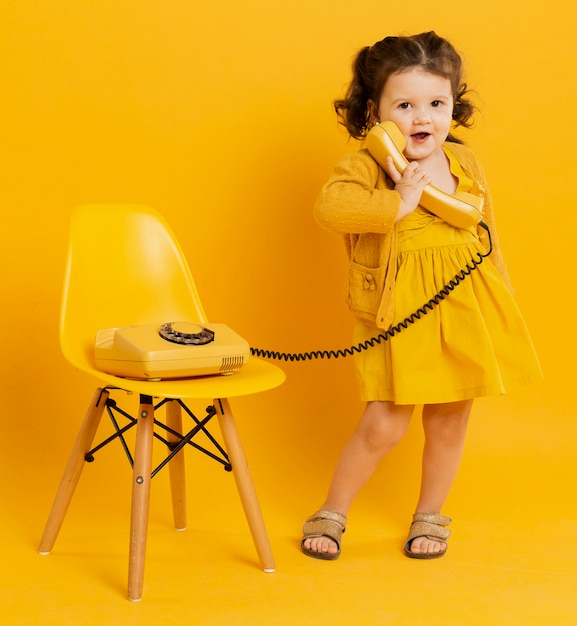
250 222 492 362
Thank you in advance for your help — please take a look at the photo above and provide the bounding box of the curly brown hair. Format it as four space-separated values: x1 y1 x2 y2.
334 31 475 142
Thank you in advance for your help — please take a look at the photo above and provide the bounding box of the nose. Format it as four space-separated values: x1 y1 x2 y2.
413 108 431 124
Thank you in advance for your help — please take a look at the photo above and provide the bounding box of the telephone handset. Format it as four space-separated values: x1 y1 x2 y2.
365 121 483 229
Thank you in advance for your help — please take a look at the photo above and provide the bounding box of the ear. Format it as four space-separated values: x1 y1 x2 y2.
367 100 380 126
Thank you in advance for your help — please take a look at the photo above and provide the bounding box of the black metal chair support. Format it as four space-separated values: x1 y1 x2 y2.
83 390 232 478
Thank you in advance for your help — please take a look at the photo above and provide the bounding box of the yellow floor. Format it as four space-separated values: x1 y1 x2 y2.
2 450 576 626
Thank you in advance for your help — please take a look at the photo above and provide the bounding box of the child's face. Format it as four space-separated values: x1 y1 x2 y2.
371 68 454 162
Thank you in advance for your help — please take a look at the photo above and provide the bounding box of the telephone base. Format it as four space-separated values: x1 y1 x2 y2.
95 322 250 380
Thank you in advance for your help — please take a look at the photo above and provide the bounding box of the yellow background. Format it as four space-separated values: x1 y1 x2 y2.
1 1 575 623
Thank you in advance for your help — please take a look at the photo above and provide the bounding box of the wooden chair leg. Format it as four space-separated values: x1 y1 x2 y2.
213 397 275 573
166 400 187 531
127 396 155 602
39 388 109 555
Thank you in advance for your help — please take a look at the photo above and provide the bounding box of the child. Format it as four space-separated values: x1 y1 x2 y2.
301 31 543 560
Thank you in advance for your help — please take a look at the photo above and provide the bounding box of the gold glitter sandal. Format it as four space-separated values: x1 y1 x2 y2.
301 509 347 561
404 512 452 560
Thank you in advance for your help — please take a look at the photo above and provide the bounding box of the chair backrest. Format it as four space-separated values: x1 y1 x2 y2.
60 204 208 373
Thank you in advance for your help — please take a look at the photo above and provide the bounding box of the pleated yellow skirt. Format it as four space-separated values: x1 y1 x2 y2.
353 210 543 405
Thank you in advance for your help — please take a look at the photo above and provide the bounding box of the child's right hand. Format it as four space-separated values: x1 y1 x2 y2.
384 156 431 222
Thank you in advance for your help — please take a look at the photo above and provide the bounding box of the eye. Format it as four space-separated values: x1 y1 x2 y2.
399 102 411 109
431 100 442 107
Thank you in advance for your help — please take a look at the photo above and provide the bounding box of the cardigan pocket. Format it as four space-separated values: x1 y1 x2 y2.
345 260 384 322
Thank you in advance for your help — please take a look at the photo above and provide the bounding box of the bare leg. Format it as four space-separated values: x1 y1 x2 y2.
408 399 473 556
303 401 414 556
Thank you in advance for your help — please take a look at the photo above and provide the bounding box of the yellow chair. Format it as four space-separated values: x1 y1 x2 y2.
38 204 285 601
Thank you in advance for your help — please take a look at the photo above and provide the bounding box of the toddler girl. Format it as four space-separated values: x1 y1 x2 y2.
301 31 543 560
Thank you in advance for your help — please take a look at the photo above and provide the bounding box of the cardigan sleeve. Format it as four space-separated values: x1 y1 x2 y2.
476 183 513 291
446 142 513 292
314 149 401 235
467 156 514 292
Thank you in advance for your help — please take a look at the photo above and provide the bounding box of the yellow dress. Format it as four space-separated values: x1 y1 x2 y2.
353 149 543 405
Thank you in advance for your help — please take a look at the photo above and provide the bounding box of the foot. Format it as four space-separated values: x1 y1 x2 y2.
301 509 347 560
408 535 447 556
404 512 451 559
302 535 340 557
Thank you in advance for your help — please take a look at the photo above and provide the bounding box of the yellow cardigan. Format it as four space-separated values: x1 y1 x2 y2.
314 143 511 329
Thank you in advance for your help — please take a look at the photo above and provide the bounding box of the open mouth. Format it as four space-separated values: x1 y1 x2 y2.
411 132 430 142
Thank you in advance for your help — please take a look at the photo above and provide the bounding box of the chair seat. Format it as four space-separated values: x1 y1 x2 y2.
77 354 285 400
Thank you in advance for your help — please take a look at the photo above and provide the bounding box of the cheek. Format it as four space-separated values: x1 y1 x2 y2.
435 112 453 131
387 114 411 133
